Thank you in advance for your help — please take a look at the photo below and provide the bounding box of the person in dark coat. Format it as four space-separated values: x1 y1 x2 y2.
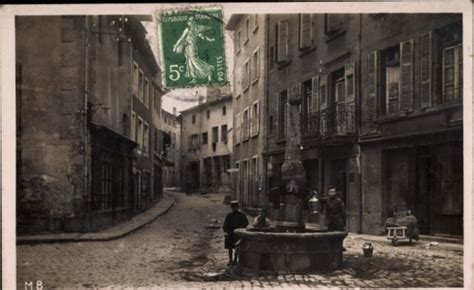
326 187 346 231
185 179 192 196
223 200 249 266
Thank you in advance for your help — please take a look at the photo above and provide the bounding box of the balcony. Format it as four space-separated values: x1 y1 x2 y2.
302 105 356 144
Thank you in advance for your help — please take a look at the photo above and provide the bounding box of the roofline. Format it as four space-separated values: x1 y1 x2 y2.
225 14 244 30
179 94 232 114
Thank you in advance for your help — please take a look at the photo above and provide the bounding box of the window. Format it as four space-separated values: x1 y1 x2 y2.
202 132 208 145
276 19 289 62
243 108 249 141
154 128 159 152
192 114 196 124
252 48 260 83
137 117 143 149
236 112 242 144
221 124 228 143
252 14 259 32
442 44 462 103
144 78 149 107
299 14 312 49
278 90 287 139
138 71 144 101
143 122 149 154
252 156 259 199
325 14 343 35
379 44 405 115
245 18 250 44
212 126 219 143
251 101 260 136
207 110 210 119
243 59 250 90
302 79 312 114
222 106 226 116
189 134 199 150
236 30 241 53
132 63 139 97
131 111 136 141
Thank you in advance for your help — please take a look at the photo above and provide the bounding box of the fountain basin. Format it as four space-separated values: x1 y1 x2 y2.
235 228 347 274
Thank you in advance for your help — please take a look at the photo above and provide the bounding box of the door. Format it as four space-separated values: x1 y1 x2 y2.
329 159 347 205
416 152 433 234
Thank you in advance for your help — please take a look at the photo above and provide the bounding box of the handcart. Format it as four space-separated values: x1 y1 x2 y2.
386 226 410 246
384 204 420 246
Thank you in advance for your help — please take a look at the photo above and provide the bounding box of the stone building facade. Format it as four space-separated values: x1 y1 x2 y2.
180 89 233 193
260 13 462 237
16 15 166 234
226 14 268 211
161 108 181 188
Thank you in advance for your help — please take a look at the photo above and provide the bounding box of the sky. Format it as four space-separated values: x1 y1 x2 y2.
142 12 234 115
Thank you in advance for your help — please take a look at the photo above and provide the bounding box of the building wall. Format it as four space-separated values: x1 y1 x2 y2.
16 16 88 233
16 15 164 234
161 109 181 188
181 96 233 193
358 14 463 236
228 14 268 209
261 13 463 236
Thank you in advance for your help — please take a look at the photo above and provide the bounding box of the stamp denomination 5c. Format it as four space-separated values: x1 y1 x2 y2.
160 8 227 88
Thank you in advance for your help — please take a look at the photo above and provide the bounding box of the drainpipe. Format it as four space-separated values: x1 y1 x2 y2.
83 16 90 230
358 14 363 234
264 15 270 214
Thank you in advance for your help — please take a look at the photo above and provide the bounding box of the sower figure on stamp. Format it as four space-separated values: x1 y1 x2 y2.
223 200 249 266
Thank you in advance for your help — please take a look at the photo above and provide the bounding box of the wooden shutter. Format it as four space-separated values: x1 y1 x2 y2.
345 63 356 103
420 33 432 109
277 20 289 62
249 105 254 136
400 40 414 111
300 14 312 49
312 76 319 112
456 44 463 100
319 74 328 110
345 63 356 133
236 112 241 143
367 51 378 120
256 101 260 135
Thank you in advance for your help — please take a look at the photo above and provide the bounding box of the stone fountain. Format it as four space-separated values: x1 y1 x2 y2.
235 82 347 274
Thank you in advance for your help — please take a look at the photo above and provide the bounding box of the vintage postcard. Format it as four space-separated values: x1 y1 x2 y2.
1 1 473 289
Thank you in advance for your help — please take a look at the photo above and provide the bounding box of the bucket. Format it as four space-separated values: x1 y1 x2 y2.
362 242 374 257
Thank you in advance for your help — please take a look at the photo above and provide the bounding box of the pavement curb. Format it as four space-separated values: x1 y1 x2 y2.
17 194 176 245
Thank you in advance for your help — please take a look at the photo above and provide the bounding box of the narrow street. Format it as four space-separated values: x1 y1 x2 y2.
17 191 463 288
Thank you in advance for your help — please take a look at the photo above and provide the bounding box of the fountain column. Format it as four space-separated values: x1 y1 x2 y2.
276 82 307 231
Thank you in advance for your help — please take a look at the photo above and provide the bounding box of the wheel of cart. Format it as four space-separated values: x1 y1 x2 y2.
387 226 408 246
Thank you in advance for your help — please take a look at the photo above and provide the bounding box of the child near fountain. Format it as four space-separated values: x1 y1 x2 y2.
326 187 347 231
223 200 249 266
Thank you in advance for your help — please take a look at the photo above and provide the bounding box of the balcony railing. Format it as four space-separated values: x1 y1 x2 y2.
302 105 356 140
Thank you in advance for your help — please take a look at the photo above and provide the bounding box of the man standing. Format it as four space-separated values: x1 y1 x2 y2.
223 201 249 266
325 187 346 231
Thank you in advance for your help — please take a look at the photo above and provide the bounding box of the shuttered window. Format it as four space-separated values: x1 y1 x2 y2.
243 59 250 90
367 51 378 120
312 76 319 112
442 44 462 103
319 74 328 110
236 112 242 144
299 14 312 49
420 32 432 109
399 40 414 111
325 14 343 34
251 101 260 136
277 19 289 62
252 48 260 82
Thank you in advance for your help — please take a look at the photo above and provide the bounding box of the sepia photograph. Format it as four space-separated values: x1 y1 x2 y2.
1 1 472 289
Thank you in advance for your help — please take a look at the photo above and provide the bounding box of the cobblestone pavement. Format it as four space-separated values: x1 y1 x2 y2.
17 191 463 289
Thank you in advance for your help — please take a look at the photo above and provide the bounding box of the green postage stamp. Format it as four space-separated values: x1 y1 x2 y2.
160 9 227 89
